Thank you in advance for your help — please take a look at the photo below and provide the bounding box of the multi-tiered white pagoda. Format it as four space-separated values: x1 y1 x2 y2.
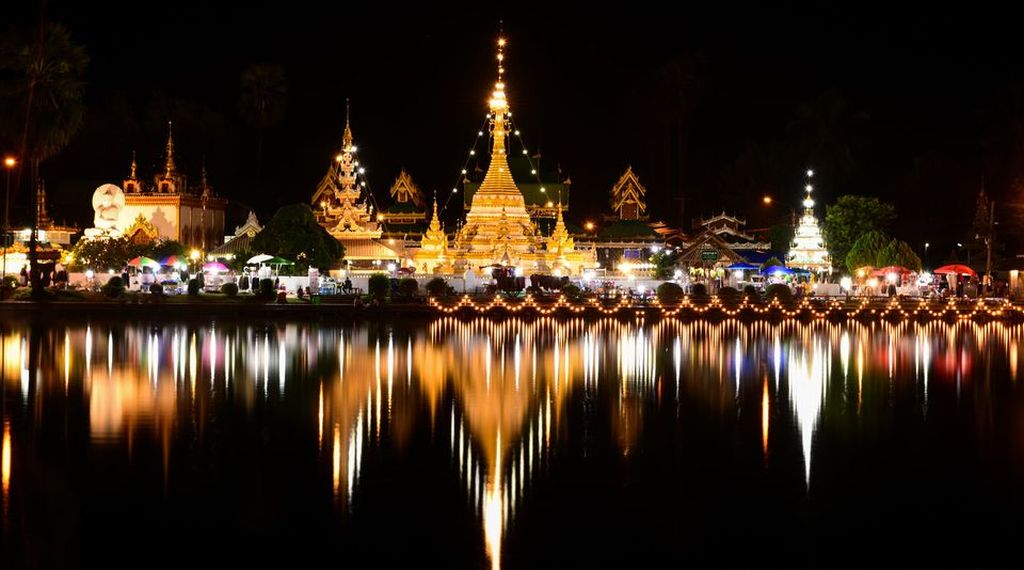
787 170 831 275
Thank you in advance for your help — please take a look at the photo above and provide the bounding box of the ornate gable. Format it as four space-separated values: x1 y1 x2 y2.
610 166 648 221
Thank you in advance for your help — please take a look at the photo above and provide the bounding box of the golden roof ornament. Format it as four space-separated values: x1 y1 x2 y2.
164 121 176 177
129 151 138 180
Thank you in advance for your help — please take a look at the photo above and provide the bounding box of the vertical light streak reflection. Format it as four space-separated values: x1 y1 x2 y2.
2 421 10 524
762 377 769 455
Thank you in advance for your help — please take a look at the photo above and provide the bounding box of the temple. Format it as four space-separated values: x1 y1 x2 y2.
312 102 382 240
83 123 227 250
787 173 831 274
413 35 595 276
312 103 407 269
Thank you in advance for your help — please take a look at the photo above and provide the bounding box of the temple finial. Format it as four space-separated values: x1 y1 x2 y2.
164 121 176 177
129 150 137 180
343 98 353 150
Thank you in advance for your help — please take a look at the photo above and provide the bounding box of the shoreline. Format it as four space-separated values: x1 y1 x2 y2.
1 296 1021 323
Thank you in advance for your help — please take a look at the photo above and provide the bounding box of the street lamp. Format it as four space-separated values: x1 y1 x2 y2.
924 242 929 268
3 156 16 286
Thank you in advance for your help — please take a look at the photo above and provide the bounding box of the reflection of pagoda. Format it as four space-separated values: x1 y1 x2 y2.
414 36 595 276
787 171 831 274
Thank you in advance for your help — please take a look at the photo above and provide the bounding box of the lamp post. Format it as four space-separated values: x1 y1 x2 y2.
3 157 16 286
924 242 929 269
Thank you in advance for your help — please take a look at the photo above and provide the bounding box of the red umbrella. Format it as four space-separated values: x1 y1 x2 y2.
871 265 912 277
933 264 977 276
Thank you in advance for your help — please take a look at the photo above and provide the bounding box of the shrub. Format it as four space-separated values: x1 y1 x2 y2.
149 283 164 296
398 278 418 300
368 273 389 301
1 275 17 289
426 277 448 298
656 282 685 305
562 283 583 302
718 286 740 302
222 282 239 297
743 284 759 299
102 276 125 299
689 283 708 298
259 278 275 299
765 283 793 302
187 278 201 296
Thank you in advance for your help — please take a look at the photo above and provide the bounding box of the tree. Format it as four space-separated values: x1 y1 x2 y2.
251 204 343 272
239 63 288 184
0 23 88 296
845 230 889 273
822 195 897 269
876 239 922 271
67 237 145 272
147 239 185 260
767 222 795 254
786 89 866 181
650 249 679 279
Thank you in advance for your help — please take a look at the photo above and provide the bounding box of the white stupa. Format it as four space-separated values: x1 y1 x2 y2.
787 170 831 274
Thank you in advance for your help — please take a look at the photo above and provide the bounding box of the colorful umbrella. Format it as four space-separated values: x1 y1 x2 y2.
933 264 976 277
760 265 793 275
203 261 229 272
247 254 274 264
160 255 183 266
127 256 160 269
871 265 912 277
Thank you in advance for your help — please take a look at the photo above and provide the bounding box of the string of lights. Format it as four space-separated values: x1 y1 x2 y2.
427 294 1021 321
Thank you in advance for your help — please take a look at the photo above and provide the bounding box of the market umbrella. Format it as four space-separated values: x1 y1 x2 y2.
247 253 274 264
933 264 977 277
203 261 229 272
871 265 912 277
127 256 160 269
160 255 183 266
760 265 793 275
266 256 294 266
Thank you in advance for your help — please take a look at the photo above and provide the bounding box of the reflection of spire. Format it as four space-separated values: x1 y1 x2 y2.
164 121 176 177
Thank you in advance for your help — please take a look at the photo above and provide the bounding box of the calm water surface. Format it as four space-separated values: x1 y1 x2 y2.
1 317 1023 567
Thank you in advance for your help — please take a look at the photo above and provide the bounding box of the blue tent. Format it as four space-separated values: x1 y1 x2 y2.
726 262 760 271
761 265 794 275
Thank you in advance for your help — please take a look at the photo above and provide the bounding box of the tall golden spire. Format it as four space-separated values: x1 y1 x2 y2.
164 121 176 177
342 98 353 151
474 34 518 197
129 150 138 180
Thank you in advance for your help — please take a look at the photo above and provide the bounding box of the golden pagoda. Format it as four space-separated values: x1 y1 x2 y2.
417 35 595 276
312 101 381 240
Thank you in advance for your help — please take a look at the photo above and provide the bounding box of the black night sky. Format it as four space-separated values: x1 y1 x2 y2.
5 2 1024 260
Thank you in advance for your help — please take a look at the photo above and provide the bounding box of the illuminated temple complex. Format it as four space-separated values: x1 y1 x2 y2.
412 37 595 276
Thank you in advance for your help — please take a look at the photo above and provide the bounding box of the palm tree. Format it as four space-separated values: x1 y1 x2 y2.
657 52 707 225
238 63 288 184
786 89 866 181
0 22 88 297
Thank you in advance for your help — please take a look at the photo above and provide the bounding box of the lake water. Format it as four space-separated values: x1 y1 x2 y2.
1 317 1022 567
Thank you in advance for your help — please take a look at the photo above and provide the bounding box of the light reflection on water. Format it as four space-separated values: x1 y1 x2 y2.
1 318 1022 566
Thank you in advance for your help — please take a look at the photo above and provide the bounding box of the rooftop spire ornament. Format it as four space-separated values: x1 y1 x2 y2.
164 121 176 177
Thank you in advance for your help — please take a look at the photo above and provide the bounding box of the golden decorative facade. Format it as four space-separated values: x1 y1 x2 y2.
312 103 382 240
414 36 595 276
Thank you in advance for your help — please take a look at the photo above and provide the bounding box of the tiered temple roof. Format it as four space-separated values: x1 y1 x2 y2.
311 102 381 240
